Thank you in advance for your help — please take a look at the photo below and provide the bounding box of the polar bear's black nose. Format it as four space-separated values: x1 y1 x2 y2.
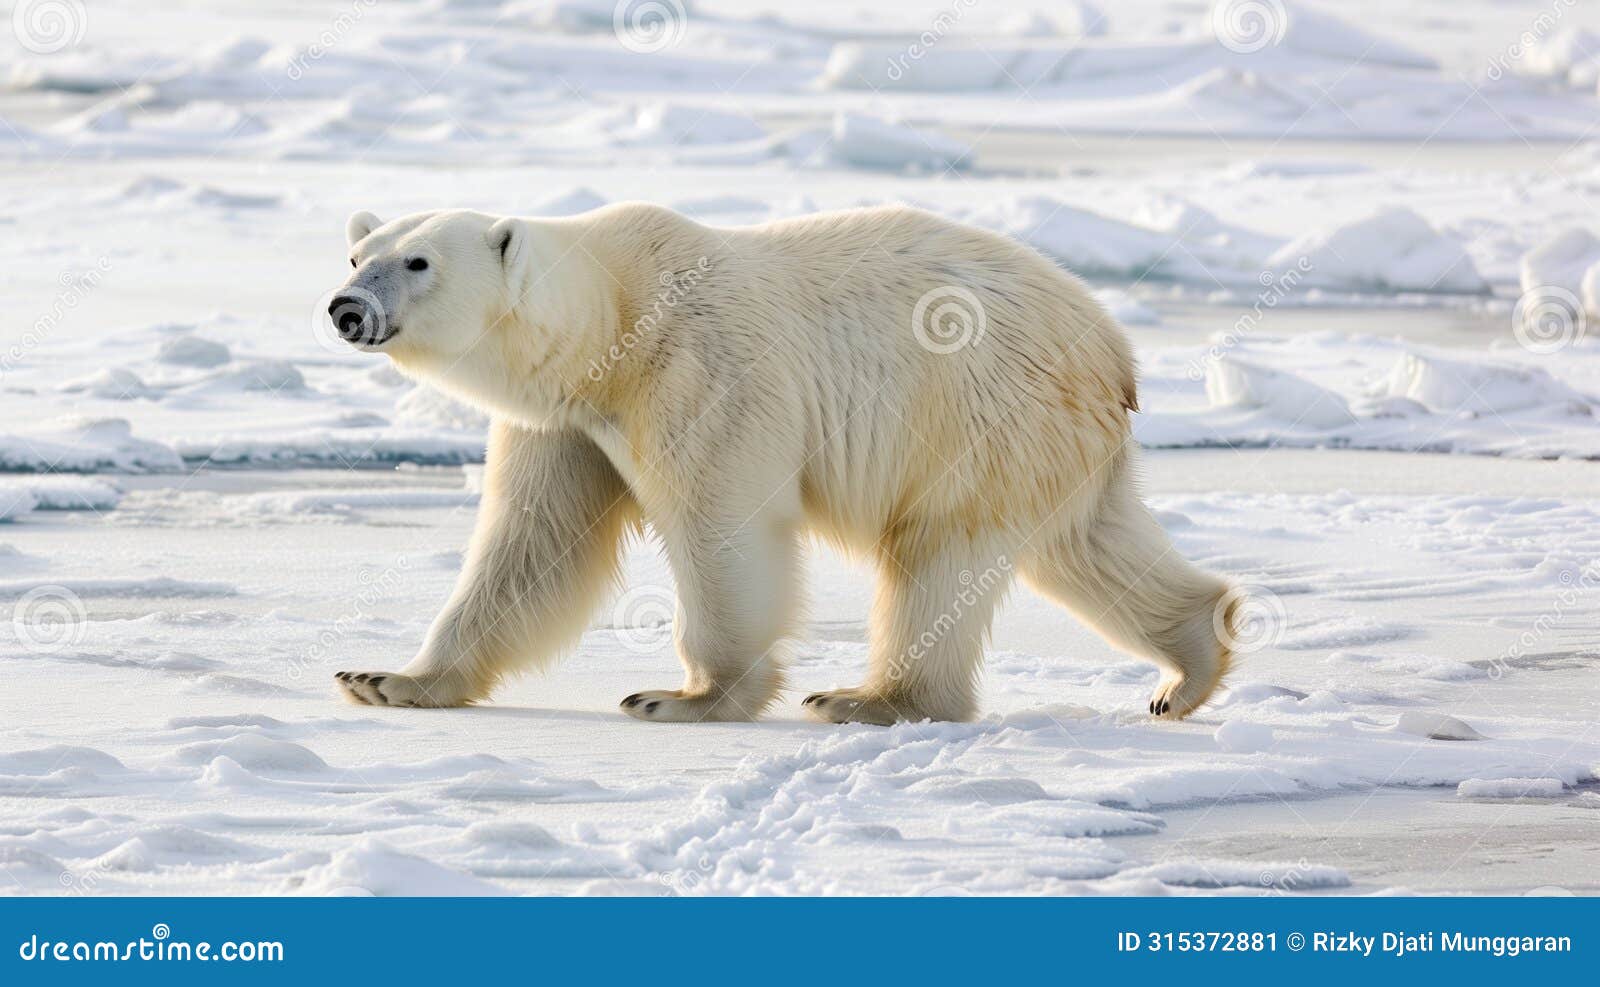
329 295 369 341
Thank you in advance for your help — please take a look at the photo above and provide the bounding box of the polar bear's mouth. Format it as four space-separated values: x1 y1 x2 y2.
357 324 400 348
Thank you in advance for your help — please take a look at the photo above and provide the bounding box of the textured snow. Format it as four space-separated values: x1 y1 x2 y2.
2 0 1599 897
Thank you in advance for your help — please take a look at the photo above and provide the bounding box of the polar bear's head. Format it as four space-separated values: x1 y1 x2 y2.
328 209 534 361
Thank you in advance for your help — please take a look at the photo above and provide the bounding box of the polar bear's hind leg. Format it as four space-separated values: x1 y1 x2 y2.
1020 465 1235 720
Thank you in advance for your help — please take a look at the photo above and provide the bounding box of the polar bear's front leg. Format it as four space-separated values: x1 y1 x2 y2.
337 422 638 708
620 506 799 722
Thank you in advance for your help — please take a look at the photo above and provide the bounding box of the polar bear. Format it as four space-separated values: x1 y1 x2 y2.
327 203 1239 723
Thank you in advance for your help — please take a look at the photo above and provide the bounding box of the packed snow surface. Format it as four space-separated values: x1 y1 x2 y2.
3 0 1600 895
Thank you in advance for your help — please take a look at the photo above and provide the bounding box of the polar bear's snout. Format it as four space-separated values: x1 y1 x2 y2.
326 291 394 348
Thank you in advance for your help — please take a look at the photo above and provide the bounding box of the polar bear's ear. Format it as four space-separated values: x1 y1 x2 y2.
487 217 528 270
346 210 381 246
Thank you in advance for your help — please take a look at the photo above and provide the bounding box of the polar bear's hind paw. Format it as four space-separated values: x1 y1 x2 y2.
336 670 426 707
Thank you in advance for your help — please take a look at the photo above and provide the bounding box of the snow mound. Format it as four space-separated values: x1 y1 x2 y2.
829 113 972 172
525 187 607 217
1121 858 1350 890
0 488 38 523
394 385 490 431
1512 27 1600 89
238 488 478 517
630 104 765 145
1519 227 1600 294
1457 777 1565 799
1393 710 1485 742
1382 353 1592 416
0 477 123 511
157 335 232 368
294 838 511 896
174 735 330 774
59 367 155 400
1265 1 1436 70
1094 289 1161 326
0 418 183 473
1268 208 1486 294
0 576 235 599
1205 357 1355 429
1214 719 1274 753
966 196 1173 277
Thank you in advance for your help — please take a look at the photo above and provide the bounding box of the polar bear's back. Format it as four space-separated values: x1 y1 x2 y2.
590 203 1139 537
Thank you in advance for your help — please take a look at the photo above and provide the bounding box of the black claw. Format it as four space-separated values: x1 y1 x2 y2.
368 675 386 688
644 701 659 714
803 694 820 706
621 694 642 708
336 671 350 681
353 673 369 683
1148 700 1155 714
1159 700 1170 715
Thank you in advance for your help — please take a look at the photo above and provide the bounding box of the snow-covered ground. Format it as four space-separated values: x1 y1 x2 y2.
3 0 1599 895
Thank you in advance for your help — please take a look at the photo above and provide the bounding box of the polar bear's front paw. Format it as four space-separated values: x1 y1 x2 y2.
335 671 434 708
801 688 903 726
1149 674 1205 720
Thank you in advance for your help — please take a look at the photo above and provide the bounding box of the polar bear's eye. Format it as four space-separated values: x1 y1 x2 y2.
349 257 356 268
406 257 429 272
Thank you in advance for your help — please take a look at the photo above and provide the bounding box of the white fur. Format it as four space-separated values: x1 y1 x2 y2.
330 203 1237 723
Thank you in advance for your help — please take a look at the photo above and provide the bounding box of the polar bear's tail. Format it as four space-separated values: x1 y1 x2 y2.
1020 457 1236 719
